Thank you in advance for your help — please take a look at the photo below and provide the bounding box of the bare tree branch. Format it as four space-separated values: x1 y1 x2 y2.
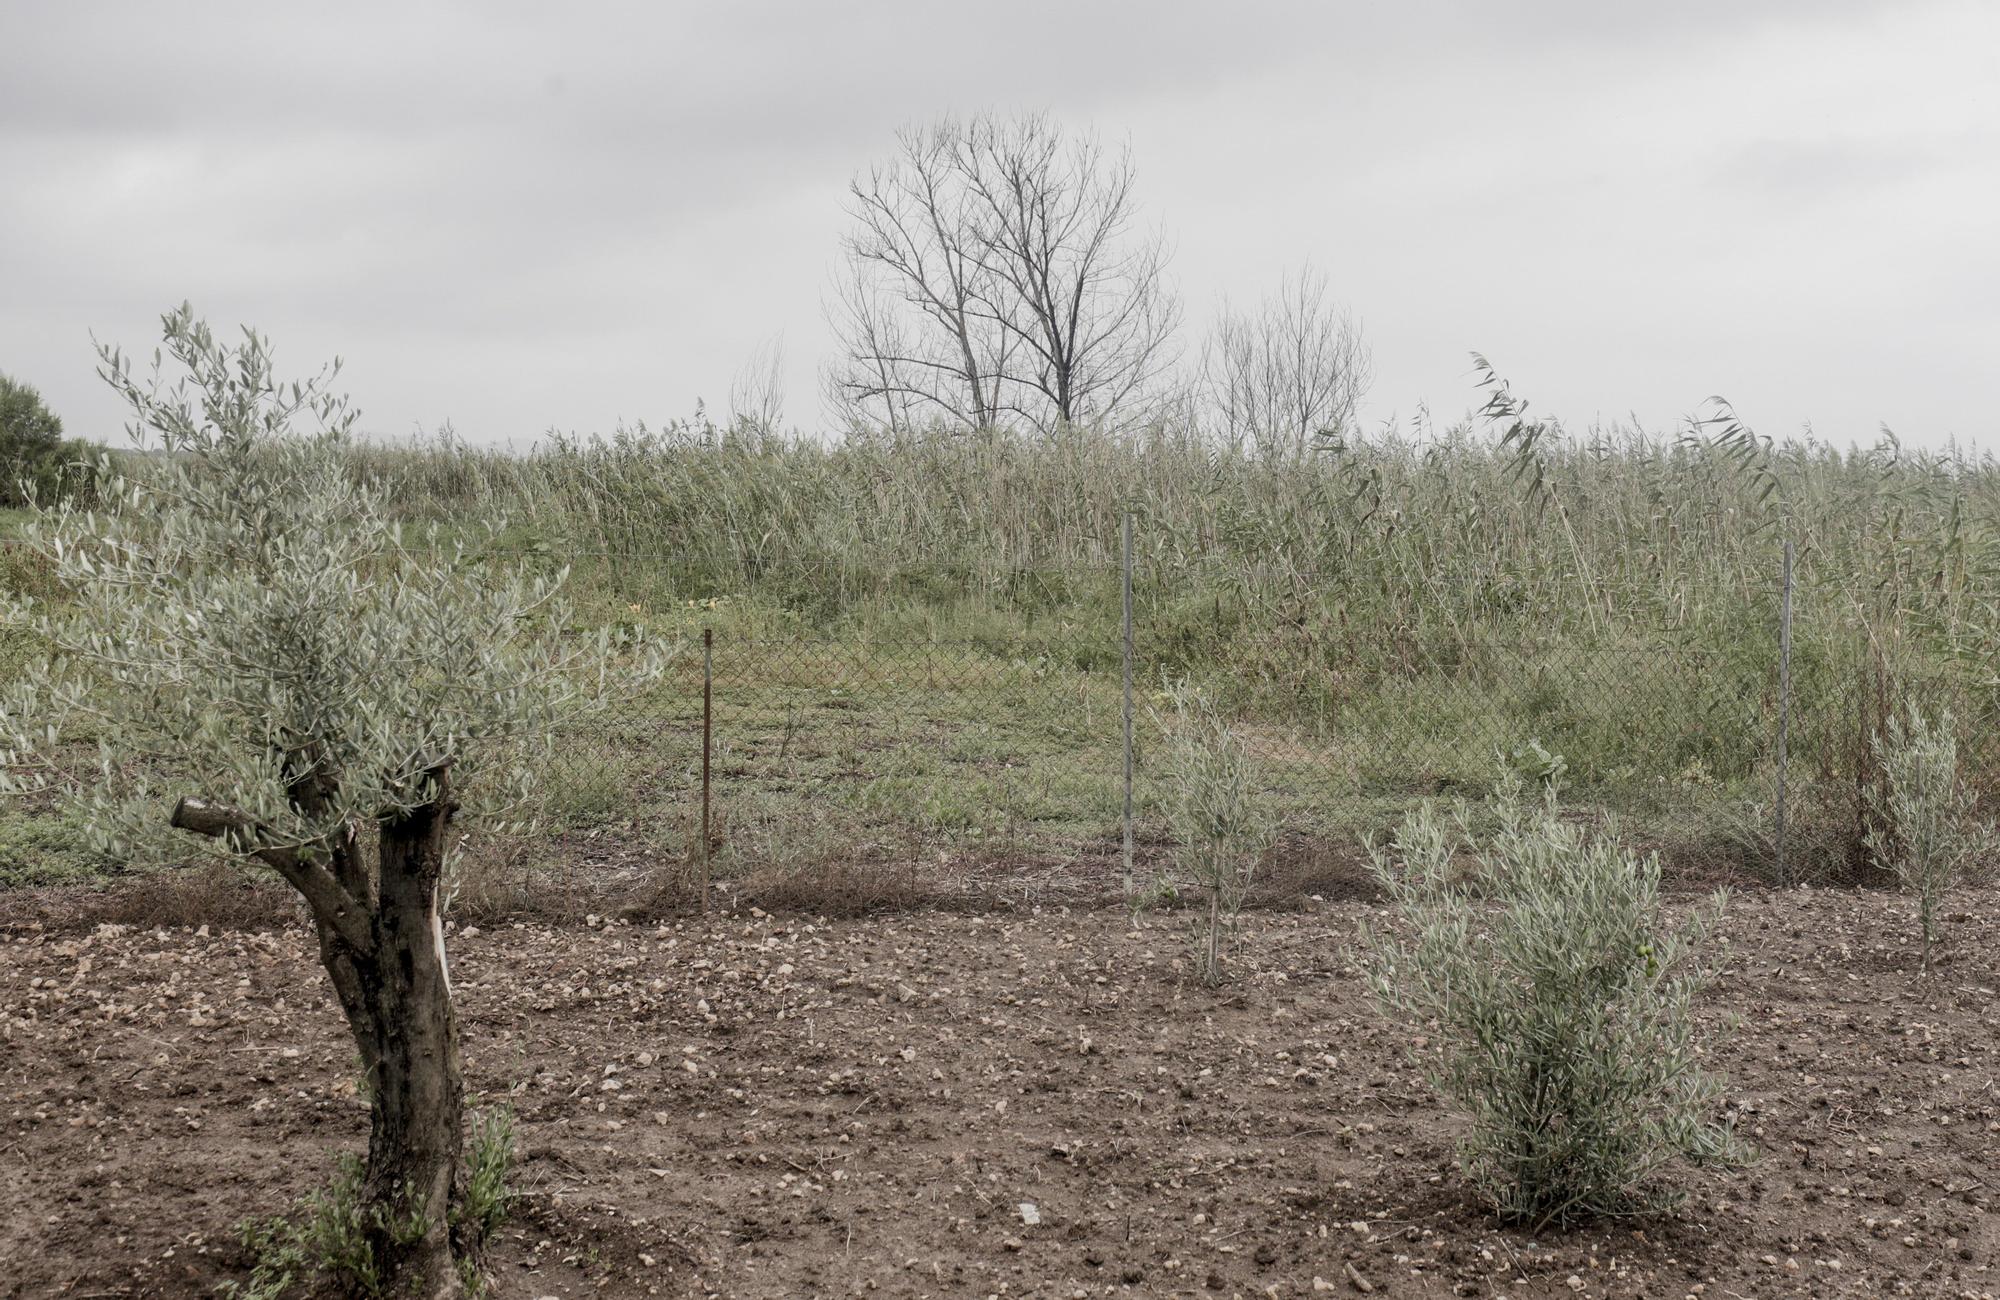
170 795 375 953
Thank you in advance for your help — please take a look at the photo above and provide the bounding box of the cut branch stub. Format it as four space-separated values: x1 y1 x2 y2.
169 796 374 953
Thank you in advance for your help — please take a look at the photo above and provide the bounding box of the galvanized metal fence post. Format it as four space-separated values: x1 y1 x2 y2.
1121 512 1136 899
1776 541 1794 884
701 626 714 915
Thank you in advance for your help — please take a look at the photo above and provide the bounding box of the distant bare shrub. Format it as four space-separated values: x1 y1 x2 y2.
1359 782 1747 1226
73 863 300 932
1204 263 1372 458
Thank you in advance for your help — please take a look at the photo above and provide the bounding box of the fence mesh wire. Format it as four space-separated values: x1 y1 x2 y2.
537 613 2000 893
9 531 1997 895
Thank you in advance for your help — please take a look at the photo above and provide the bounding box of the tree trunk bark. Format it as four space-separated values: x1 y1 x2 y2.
174 777 474 1294
351 789 467 1299
1206 889 1221 985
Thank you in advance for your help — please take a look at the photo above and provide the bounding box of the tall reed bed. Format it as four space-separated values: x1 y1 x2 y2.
326 416 2000 652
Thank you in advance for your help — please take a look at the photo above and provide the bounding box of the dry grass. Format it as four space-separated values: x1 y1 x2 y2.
737 857 930 918
68 865 303 931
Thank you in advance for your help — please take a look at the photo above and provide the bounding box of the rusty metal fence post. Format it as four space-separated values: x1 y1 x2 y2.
701 626 713 914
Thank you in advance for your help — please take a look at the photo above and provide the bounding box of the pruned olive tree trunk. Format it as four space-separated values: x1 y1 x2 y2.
173 775 469 1295
359 787 465 1292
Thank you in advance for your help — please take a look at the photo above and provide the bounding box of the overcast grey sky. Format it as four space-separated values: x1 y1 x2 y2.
3 0 1995 450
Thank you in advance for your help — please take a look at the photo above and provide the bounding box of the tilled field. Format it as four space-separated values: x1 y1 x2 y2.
1 887 1995 1299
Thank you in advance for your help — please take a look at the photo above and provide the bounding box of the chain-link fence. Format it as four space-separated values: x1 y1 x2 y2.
9 529 1997 897
537 602 2000 896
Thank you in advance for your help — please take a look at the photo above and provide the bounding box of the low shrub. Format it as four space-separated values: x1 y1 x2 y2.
1359 780 1747 1226
1153 681 1276 985
459 1105 518 1247
225 1154 384 1299
0 807 121 886
1865 704 1995 971
739 856 927 918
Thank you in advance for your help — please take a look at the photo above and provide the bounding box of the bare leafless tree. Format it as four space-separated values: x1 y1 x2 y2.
1204 265 1373 458
827 112 1179 436
729 333 788 435
822 272 919 435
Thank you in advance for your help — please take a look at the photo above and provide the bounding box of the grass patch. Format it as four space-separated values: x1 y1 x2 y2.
224 1110 514 1300
0 808 118 886
224 1153 383 1300
530 748 650 829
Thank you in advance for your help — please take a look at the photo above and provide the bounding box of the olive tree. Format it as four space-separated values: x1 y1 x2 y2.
1359 784 1745 1225
1153 682 1275 985
0 305 662 1297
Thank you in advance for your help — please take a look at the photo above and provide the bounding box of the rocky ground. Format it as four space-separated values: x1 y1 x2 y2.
1 886 1996 1298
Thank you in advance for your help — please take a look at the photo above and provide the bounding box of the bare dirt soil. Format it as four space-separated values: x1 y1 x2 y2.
2 885 1996 1299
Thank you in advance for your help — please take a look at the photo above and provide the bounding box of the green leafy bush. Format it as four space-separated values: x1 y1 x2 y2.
1865 704 1995 972
0 373 93 507
1359 782 1747 1226
1503 736 1568 787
